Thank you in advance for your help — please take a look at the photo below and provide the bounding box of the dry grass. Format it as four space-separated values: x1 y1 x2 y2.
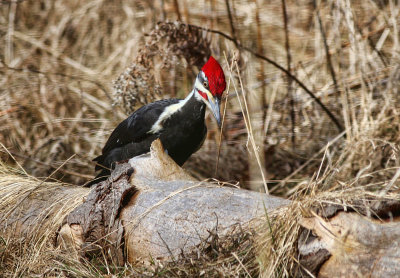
258 188 400 277
0 162 88 276
1 0 400 276
0 164 258 277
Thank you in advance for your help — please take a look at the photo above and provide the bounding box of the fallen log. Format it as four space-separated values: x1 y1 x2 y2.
0 140 289 265
2 141 400 276
58 140 289 264
298 200 400 277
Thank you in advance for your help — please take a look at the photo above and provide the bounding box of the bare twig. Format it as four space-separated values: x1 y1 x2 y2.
225 0 238 47
223 54 269 193
5 0 17 64
314 0 339 92
281 0 296 147
173 0 182 21
343 10 388 66
187 23 344 132
215 56 234 176
254 0 267 130
357 24 388 67
182 0 190 24
159 0 166 21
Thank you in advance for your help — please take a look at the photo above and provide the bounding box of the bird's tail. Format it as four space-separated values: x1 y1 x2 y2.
83 168 110 187
93 154 106 172
83 154 110 187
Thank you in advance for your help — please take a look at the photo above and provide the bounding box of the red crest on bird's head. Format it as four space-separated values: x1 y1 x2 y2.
201 56 226 99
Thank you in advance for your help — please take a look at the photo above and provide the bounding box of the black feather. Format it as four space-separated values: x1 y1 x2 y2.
86 95 207 187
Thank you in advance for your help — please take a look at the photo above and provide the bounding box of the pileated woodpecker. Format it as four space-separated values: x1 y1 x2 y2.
86 56 226 186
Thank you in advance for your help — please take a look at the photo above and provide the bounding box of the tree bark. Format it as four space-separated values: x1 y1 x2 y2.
298 200 400 277
2 140 400 275
1 139 287 264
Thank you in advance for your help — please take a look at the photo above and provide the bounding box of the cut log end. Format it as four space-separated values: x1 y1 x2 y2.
299 203 400 277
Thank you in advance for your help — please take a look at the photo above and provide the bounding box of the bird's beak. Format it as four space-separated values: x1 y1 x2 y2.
209 97 221 127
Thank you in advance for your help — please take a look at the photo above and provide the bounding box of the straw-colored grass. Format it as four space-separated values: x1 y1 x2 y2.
0 163 87 276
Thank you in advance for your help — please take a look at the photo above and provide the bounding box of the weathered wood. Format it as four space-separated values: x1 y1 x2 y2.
3 140 400 275
0 177 88 255
299 203 400 277
59 164 135 264
57 139 290 263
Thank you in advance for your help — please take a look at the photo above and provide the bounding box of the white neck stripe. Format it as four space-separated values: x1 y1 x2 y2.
149 91 194 134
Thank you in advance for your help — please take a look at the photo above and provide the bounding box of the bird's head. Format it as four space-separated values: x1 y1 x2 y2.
194 56 226 127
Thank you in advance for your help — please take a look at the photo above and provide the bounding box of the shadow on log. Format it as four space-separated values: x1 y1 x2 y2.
58 139 289 264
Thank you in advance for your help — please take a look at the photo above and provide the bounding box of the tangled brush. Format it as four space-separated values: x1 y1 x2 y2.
112 21 212 114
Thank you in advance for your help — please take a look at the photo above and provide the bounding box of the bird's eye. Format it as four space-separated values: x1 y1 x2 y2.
203 81 208 87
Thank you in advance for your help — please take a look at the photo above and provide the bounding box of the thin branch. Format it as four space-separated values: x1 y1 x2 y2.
159 0 166 21
314 0 339 92
336 2 389 66
223 53 269 193
215 55 234 176
282 0 296 147
355 22 388 66
187 24 343 132
254 0 267 130
225 0 238 47
182 0 191 24
5 0 17 64
173 0 182 21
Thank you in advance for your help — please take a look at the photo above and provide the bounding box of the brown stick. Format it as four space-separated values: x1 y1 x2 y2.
193 25 343 132
173 0 182 21
254 0 266 128
281 0 296 147
313 0 339 92
225 0 238 47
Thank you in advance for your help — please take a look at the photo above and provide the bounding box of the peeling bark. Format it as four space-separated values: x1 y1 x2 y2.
57 139 289 263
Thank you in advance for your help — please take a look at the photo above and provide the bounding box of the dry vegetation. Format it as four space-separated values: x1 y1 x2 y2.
1 0 400 276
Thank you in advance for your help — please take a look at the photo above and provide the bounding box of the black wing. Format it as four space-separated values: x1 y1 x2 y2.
93 98 180 170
